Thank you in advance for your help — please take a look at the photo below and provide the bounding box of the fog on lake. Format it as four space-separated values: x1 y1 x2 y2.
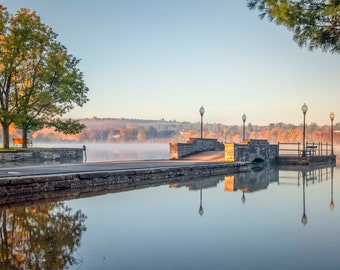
34 142 170 162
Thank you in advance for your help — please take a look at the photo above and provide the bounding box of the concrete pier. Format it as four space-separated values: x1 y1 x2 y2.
278 155 336 166
0 160 250 197
0 142 335 198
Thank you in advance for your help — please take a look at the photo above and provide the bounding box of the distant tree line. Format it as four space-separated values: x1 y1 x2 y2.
5 118 338 145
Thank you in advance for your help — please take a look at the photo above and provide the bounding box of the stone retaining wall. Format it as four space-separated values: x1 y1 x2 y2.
0 162 249 197
0 148 83 165
170 138 224 159
225 139 278 163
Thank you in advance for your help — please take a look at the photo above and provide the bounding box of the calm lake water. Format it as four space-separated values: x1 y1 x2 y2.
35 142 170 162
1 143 340 270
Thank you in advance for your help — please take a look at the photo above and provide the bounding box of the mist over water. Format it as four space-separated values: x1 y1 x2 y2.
33 142 340 164
34 142 170 162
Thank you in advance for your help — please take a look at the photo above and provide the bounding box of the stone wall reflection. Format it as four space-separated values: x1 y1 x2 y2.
224 167 279 193
169 165 335 223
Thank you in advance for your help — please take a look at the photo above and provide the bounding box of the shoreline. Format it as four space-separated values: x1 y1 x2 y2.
0 160 249 197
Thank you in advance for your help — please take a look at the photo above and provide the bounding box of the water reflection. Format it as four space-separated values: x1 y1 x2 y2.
168 165 335 225
0 202 87 269
279 165 335 225
234 165 335 226
299 166 335 225
170 176 224 217
0 164 337 269
224 167 279 193
198 189 204 216
223 167 279 205
330 166 335 211
301 171 308 226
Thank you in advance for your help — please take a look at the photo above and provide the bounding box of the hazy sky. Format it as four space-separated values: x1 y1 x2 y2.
3 0 340 126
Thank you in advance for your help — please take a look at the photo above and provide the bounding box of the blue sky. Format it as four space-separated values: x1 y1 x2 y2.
3 0 340 126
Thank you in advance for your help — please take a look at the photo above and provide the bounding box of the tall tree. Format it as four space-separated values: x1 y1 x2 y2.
0 6 88 148
247 0 340 53
0 6 16 149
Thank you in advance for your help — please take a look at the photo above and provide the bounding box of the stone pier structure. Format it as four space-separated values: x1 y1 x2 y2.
170 138 224 160
0 162 249 197
170 138 279 164
225 139 278 164
0 148 84 165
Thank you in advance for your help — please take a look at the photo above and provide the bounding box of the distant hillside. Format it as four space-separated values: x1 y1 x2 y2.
31 117 194 143
24 117 340 145
80 117 190 127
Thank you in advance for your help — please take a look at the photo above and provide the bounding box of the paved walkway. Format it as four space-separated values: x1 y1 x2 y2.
181 151 225 161
0 151 226 179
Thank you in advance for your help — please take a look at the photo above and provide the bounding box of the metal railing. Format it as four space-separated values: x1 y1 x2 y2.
278 142 331 157
278 142 300 156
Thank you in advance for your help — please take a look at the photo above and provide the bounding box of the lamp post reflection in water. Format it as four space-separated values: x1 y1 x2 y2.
330 166 335 211
241 189 246 204
301 171 308 226
301 103 308 157
198 189 204 216
330 112 335 156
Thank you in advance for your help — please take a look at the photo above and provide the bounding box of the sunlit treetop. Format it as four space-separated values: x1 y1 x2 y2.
247 0 340 53
0 5 89 148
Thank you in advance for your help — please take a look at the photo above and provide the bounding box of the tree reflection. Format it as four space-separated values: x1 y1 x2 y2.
0 202 86 269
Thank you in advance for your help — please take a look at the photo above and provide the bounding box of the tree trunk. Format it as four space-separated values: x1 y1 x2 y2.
22 128 28 148
1 122 10 149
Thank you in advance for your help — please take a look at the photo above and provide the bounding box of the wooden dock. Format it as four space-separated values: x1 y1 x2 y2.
278 142 336 165
278 155 336 166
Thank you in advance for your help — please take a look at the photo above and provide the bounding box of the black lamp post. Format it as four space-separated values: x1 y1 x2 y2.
199 106 205 138
330 112 335 156
302 103 308 156
242 113 246 141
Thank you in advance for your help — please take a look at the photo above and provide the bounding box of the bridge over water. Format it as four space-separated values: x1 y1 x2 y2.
170 138 336 166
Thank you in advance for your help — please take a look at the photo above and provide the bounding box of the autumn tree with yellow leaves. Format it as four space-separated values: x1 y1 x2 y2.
0 6 89 148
